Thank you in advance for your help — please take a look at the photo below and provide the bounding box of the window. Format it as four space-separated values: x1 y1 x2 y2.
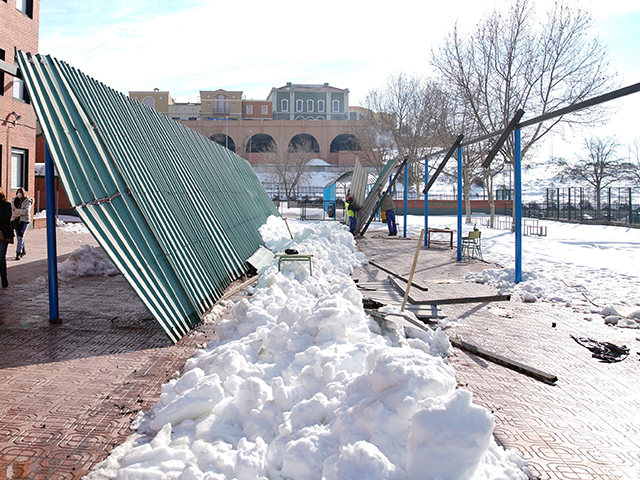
246 105 253 115
11 148 28 190
16 0 33 17
307 100 314 112
0 49 4 96
142 96 155 109
188 117 198 121
296 99 303 112
281 99 289 112
262 105 268 115
332 100 340 112
12 64 28 103
318 100 325 112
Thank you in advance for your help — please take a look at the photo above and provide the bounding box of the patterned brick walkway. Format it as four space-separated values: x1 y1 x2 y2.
354 229 640 480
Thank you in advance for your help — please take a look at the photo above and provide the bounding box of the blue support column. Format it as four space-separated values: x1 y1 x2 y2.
403 162 408 237
424 157 428 246
456 147 462 261
45 144 60 322
514 129 522 283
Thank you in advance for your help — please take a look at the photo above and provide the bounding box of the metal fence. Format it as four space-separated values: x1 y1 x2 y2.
523 187 640 225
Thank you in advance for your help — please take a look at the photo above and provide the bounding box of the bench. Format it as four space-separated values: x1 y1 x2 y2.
276 253 313 275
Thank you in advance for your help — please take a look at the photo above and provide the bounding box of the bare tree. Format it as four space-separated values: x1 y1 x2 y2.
555 136 634 218
628 139 640 183
262 139 314 200
432 0 615 219
360 73 449 195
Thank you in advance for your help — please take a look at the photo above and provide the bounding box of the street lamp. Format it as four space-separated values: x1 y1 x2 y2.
249 130 252 163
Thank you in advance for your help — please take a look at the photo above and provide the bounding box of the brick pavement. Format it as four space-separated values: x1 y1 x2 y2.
0 224 639 479
354 228 640 480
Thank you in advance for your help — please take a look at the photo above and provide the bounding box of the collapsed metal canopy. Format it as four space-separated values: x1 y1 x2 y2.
17 52 279 343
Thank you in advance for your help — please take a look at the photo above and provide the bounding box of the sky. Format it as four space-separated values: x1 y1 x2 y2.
37 0 640 161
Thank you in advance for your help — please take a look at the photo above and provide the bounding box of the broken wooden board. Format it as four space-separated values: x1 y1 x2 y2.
386 276 511 305
449 336 558 385
368 260 429 291
358 282 444 320
366 310 432 333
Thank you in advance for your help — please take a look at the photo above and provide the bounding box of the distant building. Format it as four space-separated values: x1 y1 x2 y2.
0 0 39 199
267 82 349 121
128 83 362 166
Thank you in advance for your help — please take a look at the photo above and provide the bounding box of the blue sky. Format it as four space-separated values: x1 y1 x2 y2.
38 0 640 160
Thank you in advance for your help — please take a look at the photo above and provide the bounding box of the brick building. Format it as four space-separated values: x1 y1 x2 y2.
0 0 39 200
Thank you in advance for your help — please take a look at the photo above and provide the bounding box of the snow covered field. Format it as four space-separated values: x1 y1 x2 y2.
54 211 639 479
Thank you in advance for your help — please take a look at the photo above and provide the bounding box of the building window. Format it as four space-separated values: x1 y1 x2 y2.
246 105 253 115
262 105 268 115
213 95 229 114
11 148 28 190
281 99 289 112
207 103 211 109
232 103 236 109
296 99 303 112
307 100 314 112
15 0 33 17
142 96 155 109
318 100 325 112
188 117 198 121
332 100 340 112
12 65 28 103
0 49 4 96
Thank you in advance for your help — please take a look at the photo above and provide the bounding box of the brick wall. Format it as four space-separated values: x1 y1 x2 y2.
0 0 40 202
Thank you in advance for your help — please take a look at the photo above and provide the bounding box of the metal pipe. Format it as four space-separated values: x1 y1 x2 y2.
45 143 60 323
403 162 408 237
424 157 428 246
457 147 462 261
514 129 522 283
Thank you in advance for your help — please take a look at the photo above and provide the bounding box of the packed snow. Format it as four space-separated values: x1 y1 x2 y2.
58 244 118 278
86 216 530 480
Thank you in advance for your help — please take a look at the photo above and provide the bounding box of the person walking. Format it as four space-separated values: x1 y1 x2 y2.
12 187 32 260
0 188 14 288
380 186 397 236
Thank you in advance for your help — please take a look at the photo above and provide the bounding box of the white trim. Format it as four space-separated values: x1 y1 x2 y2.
318 99 325 112
281 99 289 112
307 99 314 112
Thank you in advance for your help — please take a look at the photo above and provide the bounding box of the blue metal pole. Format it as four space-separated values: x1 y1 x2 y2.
424 157 428 246
403 162 408 237
457 147 462 261
514 129 522 283
45 143 60 322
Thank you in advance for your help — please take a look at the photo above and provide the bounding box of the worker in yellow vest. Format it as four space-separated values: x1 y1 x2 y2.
345 192 359 234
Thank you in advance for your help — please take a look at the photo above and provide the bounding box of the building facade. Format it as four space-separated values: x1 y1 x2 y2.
1 0 39 200
128 83 360 166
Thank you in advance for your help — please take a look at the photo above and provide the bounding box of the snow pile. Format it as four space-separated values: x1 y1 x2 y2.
57 244 118 278
87 217 528 480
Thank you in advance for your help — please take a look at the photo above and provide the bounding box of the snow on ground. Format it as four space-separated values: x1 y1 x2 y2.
401 215 640 327
58 244 118 278
87 217 530 480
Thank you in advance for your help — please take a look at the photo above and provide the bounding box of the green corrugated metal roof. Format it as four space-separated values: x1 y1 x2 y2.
18 52 278 343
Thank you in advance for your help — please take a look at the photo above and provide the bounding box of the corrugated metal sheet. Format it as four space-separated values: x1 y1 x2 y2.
17 52 278 343
357 158 399 234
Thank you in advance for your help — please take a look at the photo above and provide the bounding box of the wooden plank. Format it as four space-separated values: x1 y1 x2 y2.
449 336 558 385
402 229 425 311
414 294 511 305
368 260 428 291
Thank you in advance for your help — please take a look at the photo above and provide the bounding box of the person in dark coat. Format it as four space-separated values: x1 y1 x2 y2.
380 186 397 236
12 187 32 260
0 188 15 288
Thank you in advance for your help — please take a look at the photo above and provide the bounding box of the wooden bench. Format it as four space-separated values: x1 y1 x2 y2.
276 253 313 275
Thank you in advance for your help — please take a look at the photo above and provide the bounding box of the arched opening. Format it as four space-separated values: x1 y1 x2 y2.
209 134 236 152
330 133 360 153
246 133 276 153
288 133 320 153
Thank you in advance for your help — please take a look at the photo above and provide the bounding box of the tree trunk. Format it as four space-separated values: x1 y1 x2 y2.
484 169 495 228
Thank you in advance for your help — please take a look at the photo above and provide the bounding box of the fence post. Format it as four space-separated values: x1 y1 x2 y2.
608 188 611 222
403 163 408 238
629 187 633 225
568 188 572 221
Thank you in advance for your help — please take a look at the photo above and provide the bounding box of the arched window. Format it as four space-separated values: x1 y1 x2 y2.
332 100 340 112
318 100 325 112
296 99 303 112
142 96 155 109
307 99 314 112
281 99 289 112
